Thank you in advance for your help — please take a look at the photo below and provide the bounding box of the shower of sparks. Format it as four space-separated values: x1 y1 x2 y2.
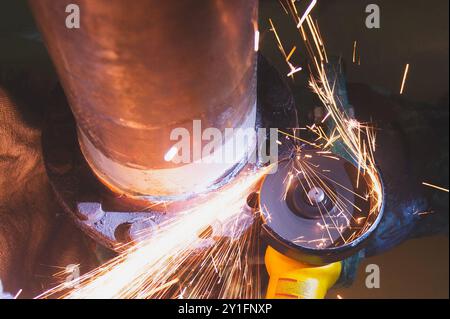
422 182 449 193
400 63 410 94
263 147 380 249
38 169 267 299
269 18 303 78
267 1 384 249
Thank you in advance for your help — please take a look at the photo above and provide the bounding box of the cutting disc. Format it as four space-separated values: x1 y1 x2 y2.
259 149 383 265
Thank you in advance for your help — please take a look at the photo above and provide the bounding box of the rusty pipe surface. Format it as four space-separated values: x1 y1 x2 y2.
29 0 258 199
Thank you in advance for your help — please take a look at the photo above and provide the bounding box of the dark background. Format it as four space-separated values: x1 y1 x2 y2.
0 0 448 298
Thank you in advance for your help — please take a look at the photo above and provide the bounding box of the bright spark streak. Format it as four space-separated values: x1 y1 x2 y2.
287 65 303 77
422 182 449 193
286 46 297 61
14 289 23 299
254 30 260 52
321 111 332 123
278 129 318 147
400 63 410 94
147 278 179 296
279 0 289 15
296 0 317 28
164 146 178 162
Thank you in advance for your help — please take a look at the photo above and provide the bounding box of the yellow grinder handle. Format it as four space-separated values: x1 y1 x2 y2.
265 246 342 299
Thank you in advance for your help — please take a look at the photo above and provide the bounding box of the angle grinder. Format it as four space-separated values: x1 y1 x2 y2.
259 149 384 298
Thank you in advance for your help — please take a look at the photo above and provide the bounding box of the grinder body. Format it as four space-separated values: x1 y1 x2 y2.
265 246 341 299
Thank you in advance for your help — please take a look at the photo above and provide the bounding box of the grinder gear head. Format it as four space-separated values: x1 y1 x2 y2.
259 149 384 266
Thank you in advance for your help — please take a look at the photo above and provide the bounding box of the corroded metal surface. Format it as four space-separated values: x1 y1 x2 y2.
30 0 258 198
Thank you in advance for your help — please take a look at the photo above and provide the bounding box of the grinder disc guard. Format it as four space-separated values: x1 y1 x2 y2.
260 149 383 265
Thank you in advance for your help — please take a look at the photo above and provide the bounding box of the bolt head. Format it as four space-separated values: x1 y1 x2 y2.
77 202 104 222
307 187 325 204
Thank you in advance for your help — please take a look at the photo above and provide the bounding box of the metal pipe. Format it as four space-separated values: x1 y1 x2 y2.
29 0 258 199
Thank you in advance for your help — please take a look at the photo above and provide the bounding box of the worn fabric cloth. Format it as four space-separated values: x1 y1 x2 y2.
0 78 98 298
